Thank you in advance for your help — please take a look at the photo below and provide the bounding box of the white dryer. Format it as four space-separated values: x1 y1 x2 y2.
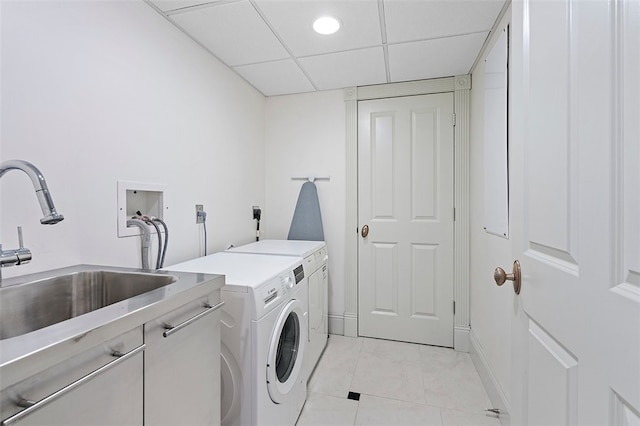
165 252 308 426
229 240 328 379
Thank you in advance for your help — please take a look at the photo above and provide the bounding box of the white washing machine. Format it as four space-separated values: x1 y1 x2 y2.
165 252 308 426
229 240 328 379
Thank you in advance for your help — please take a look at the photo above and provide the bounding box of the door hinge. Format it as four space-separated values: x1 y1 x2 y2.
453 300 456 315
452 113 456 126
453 207 456 221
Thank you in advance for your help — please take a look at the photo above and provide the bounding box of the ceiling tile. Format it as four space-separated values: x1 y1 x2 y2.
148 0 217 13
388 33 488 82
234 59 315 96
299 47 387 91
384 0 504 43
170 0 289 66
146 0 506 96
254 0 382 57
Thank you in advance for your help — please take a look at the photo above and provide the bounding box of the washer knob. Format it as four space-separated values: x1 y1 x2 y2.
285 276 294 289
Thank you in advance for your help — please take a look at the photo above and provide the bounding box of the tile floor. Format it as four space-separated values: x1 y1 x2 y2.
297 335 501 426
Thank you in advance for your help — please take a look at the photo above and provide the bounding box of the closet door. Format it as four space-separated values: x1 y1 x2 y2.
358 93 455 347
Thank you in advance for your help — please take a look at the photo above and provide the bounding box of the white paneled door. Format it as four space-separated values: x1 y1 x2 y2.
509 0 640 424
358 93 454 347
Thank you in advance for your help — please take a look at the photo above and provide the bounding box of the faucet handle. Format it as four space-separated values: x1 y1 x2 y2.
15 226 31 265
0 226 32 270
17 226 24 248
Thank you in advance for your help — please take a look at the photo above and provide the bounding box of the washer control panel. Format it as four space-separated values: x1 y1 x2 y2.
252 264 304 319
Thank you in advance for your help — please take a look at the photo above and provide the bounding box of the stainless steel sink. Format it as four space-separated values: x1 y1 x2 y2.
0 271 176 340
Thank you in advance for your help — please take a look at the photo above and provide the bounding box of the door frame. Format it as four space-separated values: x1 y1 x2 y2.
343 75 472 352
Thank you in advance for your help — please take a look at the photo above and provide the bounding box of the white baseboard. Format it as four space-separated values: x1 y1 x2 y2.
328 313 344 335
454 326 470 352
343 312 357 337
469 329 511 425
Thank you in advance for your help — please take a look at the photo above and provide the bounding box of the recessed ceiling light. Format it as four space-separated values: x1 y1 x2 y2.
313 16 341 35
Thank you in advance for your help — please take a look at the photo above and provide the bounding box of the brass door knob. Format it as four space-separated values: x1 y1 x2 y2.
494 260 521 295
361 224 369 238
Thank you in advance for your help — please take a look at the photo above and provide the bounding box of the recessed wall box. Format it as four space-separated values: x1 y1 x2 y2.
117 181 167 237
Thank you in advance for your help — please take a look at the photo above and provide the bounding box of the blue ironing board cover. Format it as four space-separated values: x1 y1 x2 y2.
288 181 325 241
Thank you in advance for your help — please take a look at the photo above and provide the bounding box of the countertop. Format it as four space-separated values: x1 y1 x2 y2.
0 264 224 389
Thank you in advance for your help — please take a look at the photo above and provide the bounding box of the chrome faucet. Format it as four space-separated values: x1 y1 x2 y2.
0 160 64 225
0 160 65 279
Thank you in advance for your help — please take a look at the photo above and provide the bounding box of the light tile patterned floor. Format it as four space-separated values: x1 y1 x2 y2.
297 335 500 426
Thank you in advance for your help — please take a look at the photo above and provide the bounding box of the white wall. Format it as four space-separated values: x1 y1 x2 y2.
0 5 514 409
0 0 265 278
468 4 513 415
263 90 346 331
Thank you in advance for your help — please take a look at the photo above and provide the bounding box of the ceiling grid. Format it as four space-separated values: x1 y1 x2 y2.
146 0 506 96
377 0 391 84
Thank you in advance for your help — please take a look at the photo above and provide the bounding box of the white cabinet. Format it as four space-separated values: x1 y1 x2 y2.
0 328 144 426
144 292 222 426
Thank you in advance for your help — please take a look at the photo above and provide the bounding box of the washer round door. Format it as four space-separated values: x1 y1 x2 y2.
266 298 307 403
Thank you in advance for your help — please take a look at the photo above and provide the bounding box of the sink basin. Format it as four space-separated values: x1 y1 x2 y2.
0 270 176 340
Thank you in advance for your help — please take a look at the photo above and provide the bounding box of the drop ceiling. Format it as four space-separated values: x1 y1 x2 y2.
146 0 506 97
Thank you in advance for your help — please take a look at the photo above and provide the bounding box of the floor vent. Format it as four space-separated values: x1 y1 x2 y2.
347 392 361 401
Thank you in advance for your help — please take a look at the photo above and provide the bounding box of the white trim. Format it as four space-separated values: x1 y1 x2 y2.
343 312 357 337
344 87 358 338
327 313 344 336
469 329 512 425
454 326 470 353
454 75 472 340
343 77 471 347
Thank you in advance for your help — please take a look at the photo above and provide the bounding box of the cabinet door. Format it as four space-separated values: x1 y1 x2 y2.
144 293 221 426
1 328 143 426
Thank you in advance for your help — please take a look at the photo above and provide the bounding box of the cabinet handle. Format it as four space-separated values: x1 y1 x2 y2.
162 301 225 338
2 344 145 426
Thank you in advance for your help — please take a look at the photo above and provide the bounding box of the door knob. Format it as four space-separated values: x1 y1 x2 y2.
494 260 521 295
361 224 369 238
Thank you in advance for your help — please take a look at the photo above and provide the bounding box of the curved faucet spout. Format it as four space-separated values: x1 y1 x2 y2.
0 160 64 224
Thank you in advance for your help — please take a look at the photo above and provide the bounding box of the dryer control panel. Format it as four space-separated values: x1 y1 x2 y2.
301 247 328 278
